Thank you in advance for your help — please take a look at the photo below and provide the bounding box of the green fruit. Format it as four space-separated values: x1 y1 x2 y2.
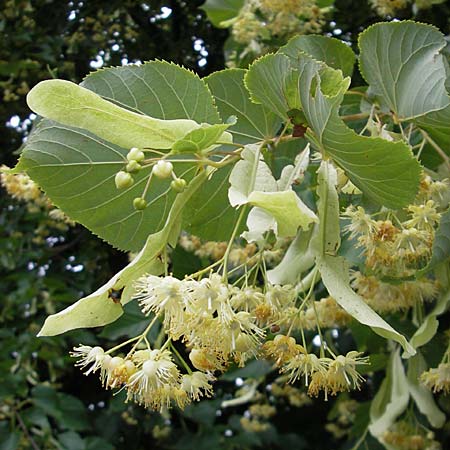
127 147 145 162
152 160 173 179
126 160 142 173
170 177 187 193
115 171 134 189
133 197 147 210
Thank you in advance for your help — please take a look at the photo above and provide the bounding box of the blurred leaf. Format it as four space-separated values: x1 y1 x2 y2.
200 0 244 27
57 431 85 450
221 359 273 380
407 352 445 428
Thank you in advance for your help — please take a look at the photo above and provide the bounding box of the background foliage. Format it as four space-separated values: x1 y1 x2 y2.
1 1 449 449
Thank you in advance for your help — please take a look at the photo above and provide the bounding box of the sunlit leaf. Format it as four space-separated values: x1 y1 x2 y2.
359 21 449 120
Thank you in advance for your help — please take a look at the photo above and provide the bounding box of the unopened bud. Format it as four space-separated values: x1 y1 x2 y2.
127 147 145 162
133 197 147 210
126 160 142 173
170 177 187 193
152 160 173 179
115 171 134 189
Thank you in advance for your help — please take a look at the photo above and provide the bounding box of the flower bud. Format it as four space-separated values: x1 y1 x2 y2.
133 197 147 210
152 160 173 179
126 160 142 173
115 171 134 189
170 177 187 192
127 147 145 162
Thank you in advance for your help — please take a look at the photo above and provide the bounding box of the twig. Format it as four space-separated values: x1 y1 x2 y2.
15 411 40 450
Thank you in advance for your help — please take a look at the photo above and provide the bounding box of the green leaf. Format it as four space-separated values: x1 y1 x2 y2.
183 165 242 241
171 123 232 154
200 0 244 27
82 60 220 124
99 302 149 340
318 255 415 357
38 171 207 336
57 431 85 450
27 79 201 150
311 160 340 256
407 353 445 428
205 69 281 144
244 53 296 120
15 121 198 252
407 289 450 352
245 52 421 208
17 61 221 251
247 190 317 237
296 56 421 209
416 106 450 157
279 35 356 77
369 349 410 437
359 21 449 120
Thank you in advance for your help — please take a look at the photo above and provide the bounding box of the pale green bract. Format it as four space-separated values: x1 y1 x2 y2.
318 255 415 357
369 349 410 438
171 123 233 154
27 79 202 150
229 144 317 239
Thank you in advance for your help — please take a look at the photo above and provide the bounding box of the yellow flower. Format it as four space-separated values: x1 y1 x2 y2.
263 334 303 366
406 200 441 231
420 363 450 394
282 352 330 385
71 345 106 376
125 349 181 410
326 352 368 395
181 371 214 401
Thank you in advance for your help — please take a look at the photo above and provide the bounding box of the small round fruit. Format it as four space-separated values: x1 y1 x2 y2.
152 160 173 179
115 171 134 189
127 147 145 162
126 160 142 173
133 197 147 210
170 177 187 193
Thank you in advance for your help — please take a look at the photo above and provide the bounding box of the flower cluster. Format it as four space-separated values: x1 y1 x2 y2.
369 0 410 17
382 421 441 450
1 165 74 242
343 177 448 278
264 335 368 399
351 272 437 313
420 362 450 394
71 346 214 411
228 0 324 65
178 233 287 269
134 274 270 368
298 296 352 330
240 403 276 433
325 399 359 439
